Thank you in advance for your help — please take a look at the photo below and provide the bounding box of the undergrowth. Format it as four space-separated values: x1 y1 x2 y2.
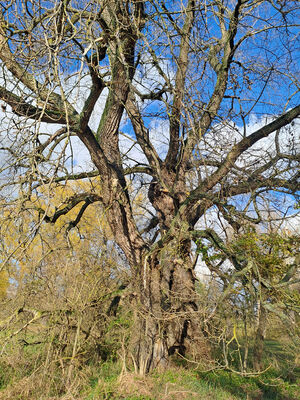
0 342 299 400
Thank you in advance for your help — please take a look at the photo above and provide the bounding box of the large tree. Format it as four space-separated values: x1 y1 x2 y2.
0 0 299 373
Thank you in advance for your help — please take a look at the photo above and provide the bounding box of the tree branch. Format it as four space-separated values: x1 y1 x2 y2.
165 0 195 169
188 105 300 203
0 86 67 124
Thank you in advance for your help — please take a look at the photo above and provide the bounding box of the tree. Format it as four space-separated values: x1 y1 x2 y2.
196 204 300 372
0 181 129 392
0 0 299 373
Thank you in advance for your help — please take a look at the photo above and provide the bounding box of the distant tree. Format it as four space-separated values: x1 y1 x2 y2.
0 0 299 373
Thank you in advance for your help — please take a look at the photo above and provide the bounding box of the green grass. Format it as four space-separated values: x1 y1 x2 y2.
83 364 241 400
198 368 300 400
193 337 300 400
1 356 299 400
1 334 299 400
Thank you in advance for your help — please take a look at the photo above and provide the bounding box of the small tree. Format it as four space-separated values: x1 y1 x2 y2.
197 219 300 372
0 0 299 373
0 182 128 392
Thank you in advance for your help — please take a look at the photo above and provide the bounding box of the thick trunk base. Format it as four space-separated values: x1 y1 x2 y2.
129 253 210 374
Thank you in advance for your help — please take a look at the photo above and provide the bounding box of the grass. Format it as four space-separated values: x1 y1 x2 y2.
1 357 299 399
198 368 300 400
82 363 240 400
80 362 299 400
196 337 300 400
0 334 299 399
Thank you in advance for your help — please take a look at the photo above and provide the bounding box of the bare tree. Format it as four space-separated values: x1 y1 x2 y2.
0 0 299 373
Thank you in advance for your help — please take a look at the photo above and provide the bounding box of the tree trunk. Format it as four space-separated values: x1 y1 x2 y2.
253 302 267 371
130 245 200 374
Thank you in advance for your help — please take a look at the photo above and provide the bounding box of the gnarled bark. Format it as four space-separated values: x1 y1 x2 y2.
130 239 201 374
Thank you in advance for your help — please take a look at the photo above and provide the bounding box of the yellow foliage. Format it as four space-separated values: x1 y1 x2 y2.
0 179 114 292
0 270 9 300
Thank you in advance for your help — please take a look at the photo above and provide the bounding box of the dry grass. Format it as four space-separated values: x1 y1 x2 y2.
117 372 200 399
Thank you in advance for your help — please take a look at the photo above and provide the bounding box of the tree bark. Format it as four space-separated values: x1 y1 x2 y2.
253 302 267 371
130 240 201 374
